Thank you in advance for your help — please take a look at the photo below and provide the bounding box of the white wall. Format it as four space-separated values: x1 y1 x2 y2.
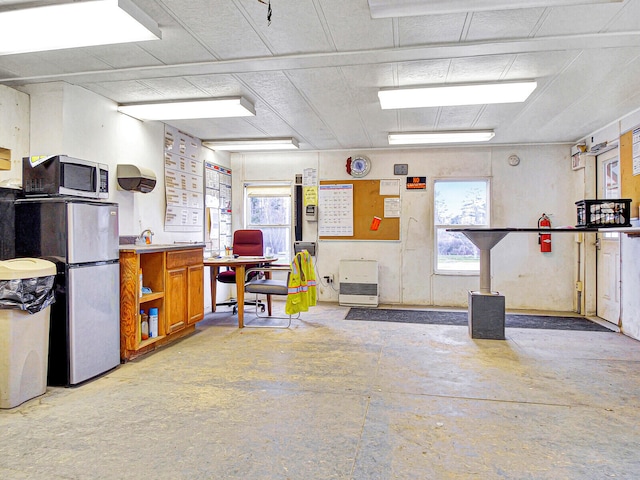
231 143 579 311
7 81 638 323
22 82 231 245
0 85 30 186
18 83 231 310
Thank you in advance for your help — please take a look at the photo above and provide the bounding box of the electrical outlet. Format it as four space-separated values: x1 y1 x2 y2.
324 274 334 284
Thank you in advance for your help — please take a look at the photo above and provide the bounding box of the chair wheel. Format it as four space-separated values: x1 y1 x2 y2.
233 306 238 314
260 305 266 312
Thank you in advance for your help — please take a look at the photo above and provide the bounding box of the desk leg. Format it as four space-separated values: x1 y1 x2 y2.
265 269 273 316
209 266 219 312
236 265 245 328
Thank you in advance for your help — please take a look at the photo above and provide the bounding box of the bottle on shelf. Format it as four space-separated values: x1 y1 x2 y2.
141 309 149 340
149 307 158 338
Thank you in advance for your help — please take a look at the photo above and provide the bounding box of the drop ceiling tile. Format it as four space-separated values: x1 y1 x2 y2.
505 51 579 80
318 0 395 51
84 44 166 70
447 55 519 82
165 0 272 59
286 67 375 148
133 77 211 98
80 80 167 103
397 14 469 46
237 70 340 148
434 106 484 130
464 9 547 42
183 75 250 97
244 0 338 55
603 0 640 32
0 50 112 78
169 116 266 142
395 60 454 86
132 27 217 65
533 4 624 37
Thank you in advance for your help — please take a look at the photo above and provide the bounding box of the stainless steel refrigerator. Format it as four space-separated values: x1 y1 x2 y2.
15 198 120 386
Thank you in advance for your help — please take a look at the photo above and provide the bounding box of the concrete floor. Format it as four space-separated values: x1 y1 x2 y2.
1 301 640 479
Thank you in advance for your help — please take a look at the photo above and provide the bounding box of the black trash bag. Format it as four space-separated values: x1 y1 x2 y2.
0 275 56 314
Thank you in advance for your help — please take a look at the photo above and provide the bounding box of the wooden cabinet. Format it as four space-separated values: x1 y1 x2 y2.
165 248 205 333
188 264 204 324
119 246 204 361
165 266 188 334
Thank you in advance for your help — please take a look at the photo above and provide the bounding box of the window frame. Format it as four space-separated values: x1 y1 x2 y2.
243 181 293 264
433 177 491 276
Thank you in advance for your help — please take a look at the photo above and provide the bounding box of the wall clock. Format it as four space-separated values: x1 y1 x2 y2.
346 155 371 178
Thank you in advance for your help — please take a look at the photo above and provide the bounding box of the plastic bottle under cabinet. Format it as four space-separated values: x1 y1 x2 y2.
148 307 158 338
141 309 149 340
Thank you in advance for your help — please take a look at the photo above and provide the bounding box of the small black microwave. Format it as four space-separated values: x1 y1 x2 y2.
22 155 109 199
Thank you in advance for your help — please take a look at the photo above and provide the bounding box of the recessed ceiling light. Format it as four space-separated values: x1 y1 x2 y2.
118 97 256 120
368 0 623 18
203 138 300 151
388 131 496 145
379 81 537 109
0 0 161 56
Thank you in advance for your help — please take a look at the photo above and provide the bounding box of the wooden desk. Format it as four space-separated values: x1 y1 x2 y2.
204 256 277 328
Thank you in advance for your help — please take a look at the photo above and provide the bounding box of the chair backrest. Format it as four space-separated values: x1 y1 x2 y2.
232 229 263 256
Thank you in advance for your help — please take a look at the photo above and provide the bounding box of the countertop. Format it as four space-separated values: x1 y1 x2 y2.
119 243 206 253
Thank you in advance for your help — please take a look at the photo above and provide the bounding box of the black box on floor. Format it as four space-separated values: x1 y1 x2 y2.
468 291 505 340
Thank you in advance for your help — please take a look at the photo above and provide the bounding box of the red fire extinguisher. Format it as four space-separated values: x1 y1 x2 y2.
538 213 552 253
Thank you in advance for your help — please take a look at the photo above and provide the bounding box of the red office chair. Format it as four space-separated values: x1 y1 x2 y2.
216 229 266 314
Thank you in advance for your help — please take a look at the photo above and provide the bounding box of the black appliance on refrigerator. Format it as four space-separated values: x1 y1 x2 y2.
15 198 120 386
0 187 22 260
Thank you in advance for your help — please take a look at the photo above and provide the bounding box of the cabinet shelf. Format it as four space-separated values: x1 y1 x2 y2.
138 335 166 349
140 291 164 303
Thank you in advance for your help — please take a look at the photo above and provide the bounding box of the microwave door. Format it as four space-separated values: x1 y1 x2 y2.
59 162 97 199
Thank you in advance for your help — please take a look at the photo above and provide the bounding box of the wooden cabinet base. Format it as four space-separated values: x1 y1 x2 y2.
119 246 204 362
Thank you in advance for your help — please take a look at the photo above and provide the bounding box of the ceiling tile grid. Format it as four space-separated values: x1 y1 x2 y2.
1 0 640 149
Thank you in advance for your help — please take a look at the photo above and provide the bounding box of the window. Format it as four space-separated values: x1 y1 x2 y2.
434 179 490 273
244 183 292 264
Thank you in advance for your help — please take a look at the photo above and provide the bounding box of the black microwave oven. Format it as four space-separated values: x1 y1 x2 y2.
22 155 109 199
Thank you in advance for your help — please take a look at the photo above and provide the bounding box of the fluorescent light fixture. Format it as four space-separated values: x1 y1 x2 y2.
388 131 495 145
368 0 623 18
203 138 300 151
118 97 256 120
379 81 537 109
0 0 161 56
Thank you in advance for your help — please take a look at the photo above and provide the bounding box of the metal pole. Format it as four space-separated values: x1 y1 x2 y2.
479 248 491 294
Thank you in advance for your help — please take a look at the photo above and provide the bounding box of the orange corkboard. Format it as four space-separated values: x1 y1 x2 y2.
319 179 400 240
620 129 640 216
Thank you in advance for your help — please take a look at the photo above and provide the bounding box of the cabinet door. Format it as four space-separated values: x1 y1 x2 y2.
188 264 204 324
166 267 188 334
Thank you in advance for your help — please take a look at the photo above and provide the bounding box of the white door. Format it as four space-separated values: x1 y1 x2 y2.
596 151 621 325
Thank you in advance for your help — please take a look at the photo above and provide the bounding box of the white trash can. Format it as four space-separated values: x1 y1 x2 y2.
0 258 56 409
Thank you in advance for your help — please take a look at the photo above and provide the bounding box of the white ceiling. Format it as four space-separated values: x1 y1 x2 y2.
1 0 640 151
